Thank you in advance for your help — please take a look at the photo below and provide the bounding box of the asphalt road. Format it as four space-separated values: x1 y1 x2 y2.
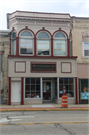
0 111 89 135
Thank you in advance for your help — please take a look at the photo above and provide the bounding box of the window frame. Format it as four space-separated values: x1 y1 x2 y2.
0 72 1 89
19 30 34 56
24 78 41 99
53 32 67 56
59 78 75 99
37 31 51 56
82 42 89 58
11 31 16 55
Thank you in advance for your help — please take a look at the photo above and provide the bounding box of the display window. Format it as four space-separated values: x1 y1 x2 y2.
59 78 74 98
80 79 89 99
25 78 41 98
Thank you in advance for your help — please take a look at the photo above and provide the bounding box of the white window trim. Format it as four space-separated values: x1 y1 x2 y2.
58 78 75 99
37 31 51 56
82 42 89 58
19 31 34 56
53 32 67 56
24 78 42 100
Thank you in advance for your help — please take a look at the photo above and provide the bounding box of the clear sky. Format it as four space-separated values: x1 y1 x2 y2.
0 0 89 30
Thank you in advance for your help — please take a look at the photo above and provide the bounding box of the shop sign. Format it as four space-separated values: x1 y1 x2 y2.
31 63 56 72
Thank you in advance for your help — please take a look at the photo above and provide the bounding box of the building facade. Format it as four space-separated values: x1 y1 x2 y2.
72 17 89 104
1 11 89 105
7 11 78 105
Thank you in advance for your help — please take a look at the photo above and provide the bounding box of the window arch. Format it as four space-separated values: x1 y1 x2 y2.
20 31 33 55
37 32 50 55
53 32 67 56
11 31 16 55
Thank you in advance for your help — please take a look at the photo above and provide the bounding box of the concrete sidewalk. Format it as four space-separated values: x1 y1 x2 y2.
0 104 89 111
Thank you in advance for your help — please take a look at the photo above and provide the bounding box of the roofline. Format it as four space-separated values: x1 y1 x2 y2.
72 16 89 19
7 10 71 17
0 30 10 35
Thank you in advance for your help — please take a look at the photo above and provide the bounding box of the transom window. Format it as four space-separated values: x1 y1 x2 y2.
11 32 16 55
54 32 66 56
37 32 50 55
20 31 33 55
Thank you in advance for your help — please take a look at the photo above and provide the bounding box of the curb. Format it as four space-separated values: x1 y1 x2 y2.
0 108 89 112
0 121 89 126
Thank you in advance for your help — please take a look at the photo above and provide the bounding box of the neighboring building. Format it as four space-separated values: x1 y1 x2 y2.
7 11 78 105
0 30 10 104
72 17 89 104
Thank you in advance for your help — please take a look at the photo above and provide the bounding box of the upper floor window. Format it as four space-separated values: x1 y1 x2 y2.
37 32 50 55
20 31 33 55
11 32 16 55
83 42 89 57
53 32 67 56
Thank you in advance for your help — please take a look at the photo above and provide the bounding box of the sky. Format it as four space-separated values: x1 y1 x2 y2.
0 0 89 30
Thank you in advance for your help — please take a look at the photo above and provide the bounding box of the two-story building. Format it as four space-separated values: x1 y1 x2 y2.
72 16 89 104
7 11 78 105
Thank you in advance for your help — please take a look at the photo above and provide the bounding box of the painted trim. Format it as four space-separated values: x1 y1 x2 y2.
21 77 24 105
61 62 72 73
8 55 77 59
16 37 19 55
53 29 68 39
51 36 53 56
36 29 52 37
15 61 26 73
18 28 35 37
75 77 78 104
67 39 70 56
31 62 56 73
9 15 72 21
9 10 71 17
8 77 11 105
10 29 17 55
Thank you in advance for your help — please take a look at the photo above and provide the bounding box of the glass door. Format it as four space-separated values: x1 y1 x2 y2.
43 81 51 100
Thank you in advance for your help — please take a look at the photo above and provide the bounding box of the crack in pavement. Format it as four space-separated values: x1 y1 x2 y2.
58 124 75 135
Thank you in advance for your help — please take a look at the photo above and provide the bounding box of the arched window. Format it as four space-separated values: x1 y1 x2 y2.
11 32 16 55
20 31 33 55
37 32 50 55
53 32 67 56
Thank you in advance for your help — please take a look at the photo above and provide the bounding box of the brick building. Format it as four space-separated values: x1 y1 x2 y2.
0 30 10 104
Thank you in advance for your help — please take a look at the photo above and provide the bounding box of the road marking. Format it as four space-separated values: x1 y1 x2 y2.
0 121 89 126
9 116 34 118
0 118 21 123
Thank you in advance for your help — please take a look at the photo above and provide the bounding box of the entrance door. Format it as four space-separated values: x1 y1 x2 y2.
43 81 51 100
11 82 21 103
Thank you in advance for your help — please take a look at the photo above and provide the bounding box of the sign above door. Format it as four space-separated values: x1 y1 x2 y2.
31 62 56 73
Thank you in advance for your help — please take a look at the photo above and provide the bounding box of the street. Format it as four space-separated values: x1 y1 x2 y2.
0 111 89 135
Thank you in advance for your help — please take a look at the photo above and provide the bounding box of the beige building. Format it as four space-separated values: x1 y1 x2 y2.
72 16 89 104
7 11 78 105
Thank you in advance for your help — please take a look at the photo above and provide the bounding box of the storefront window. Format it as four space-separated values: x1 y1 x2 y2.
81 79 89 99
59 78 74 98
25 78 40 98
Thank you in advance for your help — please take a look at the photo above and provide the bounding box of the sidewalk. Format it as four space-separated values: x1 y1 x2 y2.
0 104 89 111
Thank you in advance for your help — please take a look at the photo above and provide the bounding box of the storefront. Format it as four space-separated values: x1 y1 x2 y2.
7 10 78 105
